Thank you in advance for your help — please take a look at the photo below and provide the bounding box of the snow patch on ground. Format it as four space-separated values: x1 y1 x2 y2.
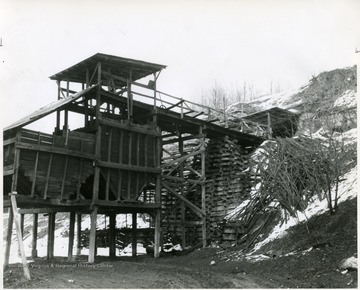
333 90 357 109
5 213 150 264
251 164 357 254
246 86 305 110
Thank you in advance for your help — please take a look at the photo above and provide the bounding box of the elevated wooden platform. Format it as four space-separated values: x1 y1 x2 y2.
3 53 264 266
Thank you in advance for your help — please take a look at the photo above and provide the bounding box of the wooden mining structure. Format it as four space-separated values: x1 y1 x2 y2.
3 53 264 269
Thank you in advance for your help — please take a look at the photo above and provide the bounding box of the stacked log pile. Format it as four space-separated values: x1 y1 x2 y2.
205 136 253 244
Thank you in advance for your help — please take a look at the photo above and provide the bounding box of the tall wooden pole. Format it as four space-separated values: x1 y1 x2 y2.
47 212 56 259
31 213 38 258
109 214 116 257
200 126 207 247
10 193 31 280
20 214 25 236
88 206 98 263
68 212 75 260
179 131 186 248
132 213 137 257
76 214 82 255
4 207 14 268
154 131 162 258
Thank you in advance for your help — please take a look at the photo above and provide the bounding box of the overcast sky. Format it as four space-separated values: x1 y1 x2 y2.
1 0 359 131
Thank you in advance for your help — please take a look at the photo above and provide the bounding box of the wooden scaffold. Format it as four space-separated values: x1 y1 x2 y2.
3 53 264 278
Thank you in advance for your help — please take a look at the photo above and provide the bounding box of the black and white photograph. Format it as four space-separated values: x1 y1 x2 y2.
1 0 359 288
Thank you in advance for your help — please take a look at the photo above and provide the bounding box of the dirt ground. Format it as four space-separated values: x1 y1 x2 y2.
3 198 357 289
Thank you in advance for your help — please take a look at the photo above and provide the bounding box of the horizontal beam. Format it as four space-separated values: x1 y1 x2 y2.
97 160 161 174
99 119 161 136
16 142 95 160
3 137 16 146
93 200 161 210
161 175 204 185
3 165 14 176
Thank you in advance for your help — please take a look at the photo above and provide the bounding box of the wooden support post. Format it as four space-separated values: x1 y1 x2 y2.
109 214 116 257
31 132 40 197
20 213 25 236
32 213 38 258
10 193 31 280
178 131 186 248
60 156 68 200
4 207 14 269
88 207 98 263
154 133 162 258
44 154 53 200
154 209 161 258
132 213 137 257
76 214 82 255
47 212 56 259
68 212 75 260
200 126 207 248
153 73 157 110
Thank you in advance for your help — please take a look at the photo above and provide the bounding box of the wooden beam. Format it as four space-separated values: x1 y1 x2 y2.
10 193 31 280
60 156 68 200
16 142 95 160
68 212 75 260
31 133 40 197
200 126 207 248
4 207 14 269
47 212 56 259
154 209 161 258
154 134 161 258
99 119 161 136
160 148 205 169
109 214 116 257
97 160 161 174
132 212 137 257
44 154 53 199
32 213 38 258
161 182 205 217
76 214 82 256
88 206 98 263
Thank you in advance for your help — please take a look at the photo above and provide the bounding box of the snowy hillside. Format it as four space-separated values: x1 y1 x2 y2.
225 65 357 256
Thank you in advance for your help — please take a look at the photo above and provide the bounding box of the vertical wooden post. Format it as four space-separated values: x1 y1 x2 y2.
92 62 102 203
31 132 40 197
56 81 61 133
4 207 14 268
154 209 161 258
154 133 162 258
88 206 98 263
20 213 25 236
178 131 186 248
109 214 116 257
10 193 31 280
32 213 38 258
76 214 82 255
127 69 133 120
68 212 75 260
153 73 157 110
5 132 21 268
132 213 137 257
47 212 56 259
200 126 207 248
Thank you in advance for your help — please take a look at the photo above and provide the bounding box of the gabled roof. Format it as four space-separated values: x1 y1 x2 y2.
4 85 97 132
49 53 167 87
